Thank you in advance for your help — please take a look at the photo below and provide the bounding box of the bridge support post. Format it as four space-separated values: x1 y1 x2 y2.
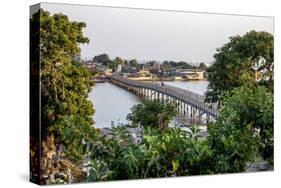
191 106 195 118
193 108 195 117
145 88 148 98
206 113 210 124
180 101 183 116
198 110 202 122
183 102 185 116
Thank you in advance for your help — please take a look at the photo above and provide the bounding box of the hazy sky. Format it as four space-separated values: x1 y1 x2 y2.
39 3 273 63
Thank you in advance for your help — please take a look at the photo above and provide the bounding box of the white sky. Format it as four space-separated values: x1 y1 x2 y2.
38 3 273 64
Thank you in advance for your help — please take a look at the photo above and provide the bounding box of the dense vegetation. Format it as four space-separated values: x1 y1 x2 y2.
86 125 212 180
161 61 207 70
92 54 121 71
30 9 95 137
70 85 273 182
30 9 96 183
205 30 274 103
30 9 274 185
207 86 273 172
84 86 273 180
127 100 177 131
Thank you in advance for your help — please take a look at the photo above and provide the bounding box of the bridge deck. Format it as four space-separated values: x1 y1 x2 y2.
109 76 218 117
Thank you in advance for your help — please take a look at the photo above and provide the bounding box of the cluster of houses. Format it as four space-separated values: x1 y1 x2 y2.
82 59 207 81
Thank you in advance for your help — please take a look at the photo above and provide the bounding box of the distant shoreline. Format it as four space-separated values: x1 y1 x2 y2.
144 78 208 82
93 78 208 83
113 77 207 82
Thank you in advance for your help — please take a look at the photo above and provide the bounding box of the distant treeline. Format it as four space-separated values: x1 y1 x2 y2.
90 53 207 71
161 60 207 70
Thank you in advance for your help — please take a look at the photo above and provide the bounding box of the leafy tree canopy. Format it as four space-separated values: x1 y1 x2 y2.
129 59 139 68
127 100 177 131
207 86 273 173
206 30 273 102
199 62 207 70
162 60 199 70
114 57 124 65
31 8 94 138
93 53 111 65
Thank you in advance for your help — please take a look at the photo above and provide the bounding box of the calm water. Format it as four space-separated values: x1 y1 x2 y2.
89 80 209 128
89 83 141 128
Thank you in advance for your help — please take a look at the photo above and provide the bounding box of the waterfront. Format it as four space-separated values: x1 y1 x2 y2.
89 80 209 128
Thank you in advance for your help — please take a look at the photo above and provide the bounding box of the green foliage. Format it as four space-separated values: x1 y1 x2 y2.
114 57 124 65
85 126 212 181
129 59 139 68
199 62 207 70
206 30 274 102
50 115 97 160
87 160 113 182
161 60 199 70
30 9 95 160
57 87 273 181
93 53 119 71
127 100 177 131
31 9 273 182
207 86 273 172
93 53 111 65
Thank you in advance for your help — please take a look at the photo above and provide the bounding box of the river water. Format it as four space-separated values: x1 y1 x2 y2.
89 80 209 128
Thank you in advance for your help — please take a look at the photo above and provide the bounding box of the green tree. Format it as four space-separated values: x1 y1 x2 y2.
207 86 273 173
31 8 95 156
147 60 156 67
127 100 177 131
199 62 207 70
162 61 172 70
114 57 124 65
129 59 139 68
30 9 97 184
92 53 120 71
93 53 111 65
206 30 273 102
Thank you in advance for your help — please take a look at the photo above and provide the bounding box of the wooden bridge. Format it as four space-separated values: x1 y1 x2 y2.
108 76 218 122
